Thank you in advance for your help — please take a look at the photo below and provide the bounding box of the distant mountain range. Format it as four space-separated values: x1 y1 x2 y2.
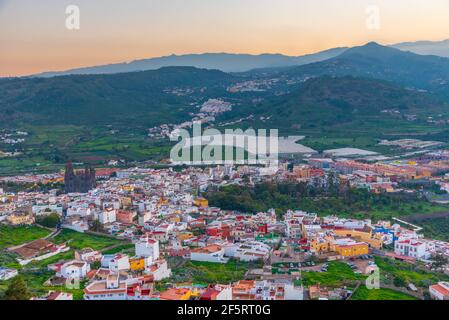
277 42 449 93
27 39 449 78
33 48 348 78
2 42 449 133
392 39 449 58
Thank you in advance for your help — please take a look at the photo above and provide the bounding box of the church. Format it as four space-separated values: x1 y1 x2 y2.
64 161 96 194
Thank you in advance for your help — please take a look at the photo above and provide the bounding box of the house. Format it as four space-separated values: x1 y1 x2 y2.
159 287 198 300
144 259 171 281
67 206 92 217
333 228 383 249
6 212 35 225
83 274 127 300
31 291 73 300
200 284 232 300
190 245 229 263
12 239 69 264
332 239 369 257
59 260 90 279
429 282 449 300
394 238 431 259
309 284 329 300
147 231 169 243
232 280 256 300
135 236 160 261
62 219 89 233
99 208 117 224
91 268 115 280
74 248 102 263
116 210 135 224
101 254 130 272
32 204 63 216
127 281 155 300
129 256 150 272
253 280 303 300
225 241 271 262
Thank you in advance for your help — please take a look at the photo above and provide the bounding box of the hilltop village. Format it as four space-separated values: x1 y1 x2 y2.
1 149 449 300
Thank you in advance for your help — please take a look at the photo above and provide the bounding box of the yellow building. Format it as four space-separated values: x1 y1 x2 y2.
121 185 134 192
310 236 333 254
129 257 146 271
333 229 383 249
178 231 194 241
193 197 209 208
333 242 369 257
158 197 169 206
7 213 35 226
169 215 181 223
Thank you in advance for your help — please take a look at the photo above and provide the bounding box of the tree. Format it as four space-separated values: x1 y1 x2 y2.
91 261 101 270
4 276 31 300
393 276 407 288
91 220 103 232
36 212 60 228
431 254 448 271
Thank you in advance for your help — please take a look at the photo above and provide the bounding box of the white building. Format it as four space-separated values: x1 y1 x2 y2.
429 282 449 300
67 206 92 217
394 238 432 259
225 241 271 262
32 204 63 216
101 254 130 272
145 259 172 281
59 260 90 279
253 280 303 300
84 275 127 300
75 248 102 263
62 220 89 233
99 208 117 224
201 284 233 300
135 236 160 262
190 245 229 263
32 291 73 300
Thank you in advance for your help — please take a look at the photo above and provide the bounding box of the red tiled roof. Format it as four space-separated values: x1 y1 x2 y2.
431 284 449 297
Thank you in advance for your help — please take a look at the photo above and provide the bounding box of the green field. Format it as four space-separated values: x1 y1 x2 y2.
375 256 449 288
302 262 366 287
0 228 125 300
171 259 261 285
0 124 173 176
0 269 85 300
101 243 135 255
52 229 122 250
350 285 417 300
417 217 449 242
0 225 51 250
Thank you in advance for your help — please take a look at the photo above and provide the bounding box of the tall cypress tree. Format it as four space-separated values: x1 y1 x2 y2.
4 276 31 300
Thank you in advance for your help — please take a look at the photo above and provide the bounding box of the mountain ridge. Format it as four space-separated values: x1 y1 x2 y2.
31 48 348 78
278 42 449 92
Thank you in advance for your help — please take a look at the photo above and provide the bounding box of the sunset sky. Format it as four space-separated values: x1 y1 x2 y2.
1 0 449 77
